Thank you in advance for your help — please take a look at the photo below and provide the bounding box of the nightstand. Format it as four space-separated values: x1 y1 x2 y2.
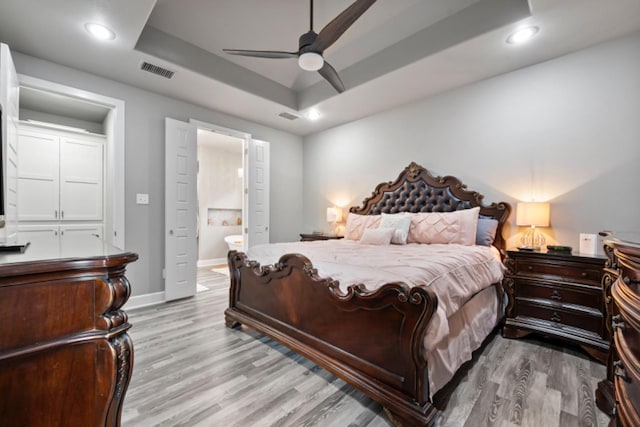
299 233 343 242
503 249 608 363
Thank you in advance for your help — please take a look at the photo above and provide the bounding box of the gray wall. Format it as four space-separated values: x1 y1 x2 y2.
303 32 640 249
12 52 303 296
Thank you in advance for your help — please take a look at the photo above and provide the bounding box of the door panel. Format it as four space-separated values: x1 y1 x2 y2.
59 137 103 221
165 118 197 301
17 131 59 221
248 139 269 248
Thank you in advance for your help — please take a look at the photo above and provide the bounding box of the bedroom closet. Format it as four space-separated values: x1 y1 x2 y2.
196 128 244 266
15 84 117 243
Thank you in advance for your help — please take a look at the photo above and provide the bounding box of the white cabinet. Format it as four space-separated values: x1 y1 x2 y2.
18 224 103 239
17 124 105 237
18 127 104 221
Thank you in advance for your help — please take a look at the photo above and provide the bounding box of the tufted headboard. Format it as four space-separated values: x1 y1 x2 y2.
349 162 511 251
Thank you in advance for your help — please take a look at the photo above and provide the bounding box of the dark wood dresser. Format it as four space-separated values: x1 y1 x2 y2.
0 235 138 427
596 239 640 426
503 249 608 362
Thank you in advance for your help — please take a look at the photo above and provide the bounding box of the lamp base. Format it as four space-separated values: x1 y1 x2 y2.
521 225 545 251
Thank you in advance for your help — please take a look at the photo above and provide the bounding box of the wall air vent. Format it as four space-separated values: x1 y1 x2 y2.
278 112 300 121
140 61 175 79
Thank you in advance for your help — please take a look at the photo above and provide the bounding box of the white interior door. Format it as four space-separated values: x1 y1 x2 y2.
247 139 269 248
165 118 198 301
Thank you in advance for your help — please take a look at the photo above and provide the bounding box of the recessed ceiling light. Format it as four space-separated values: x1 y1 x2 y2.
85 23 116 41
506 26 538 45
306 109 321 121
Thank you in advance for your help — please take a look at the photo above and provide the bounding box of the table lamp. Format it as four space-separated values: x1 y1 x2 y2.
516 202 550 250
326 207 342 236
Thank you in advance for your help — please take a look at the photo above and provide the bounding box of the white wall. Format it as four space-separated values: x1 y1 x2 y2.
11 51 303 296
197 144 242 261
303 32 640 249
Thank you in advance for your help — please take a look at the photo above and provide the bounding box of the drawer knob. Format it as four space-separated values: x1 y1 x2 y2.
581 272 587 277
550 290 562 301
527 266 533 271
613 360 630 382
612 315 626 331
550 312 562 322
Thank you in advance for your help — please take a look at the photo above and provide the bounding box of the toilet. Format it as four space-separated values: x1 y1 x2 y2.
224 235 244 251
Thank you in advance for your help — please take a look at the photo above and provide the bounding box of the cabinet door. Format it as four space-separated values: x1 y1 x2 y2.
18 224 59 239
17 131 60 221
60 224 102 239
59 137 103 221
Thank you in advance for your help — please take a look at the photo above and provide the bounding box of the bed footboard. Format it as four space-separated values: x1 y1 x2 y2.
225 250 440 426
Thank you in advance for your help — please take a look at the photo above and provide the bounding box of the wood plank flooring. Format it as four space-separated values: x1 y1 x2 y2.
121 267 611 426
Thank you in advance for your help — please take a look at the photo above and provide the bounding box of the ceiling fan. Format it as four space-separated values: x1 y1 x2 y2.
223 0 377 93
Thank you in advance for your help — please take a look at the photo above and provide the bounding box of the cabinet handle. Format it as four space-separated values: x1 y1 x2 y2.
550 290 562 301
612 314 626 331
61 210 64 219
550 312 562 322
613 360 630 382
55 210 58 219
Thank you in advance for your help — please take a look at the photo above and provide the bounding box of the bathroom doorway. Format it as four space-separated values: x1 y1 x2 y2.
196 128 244 267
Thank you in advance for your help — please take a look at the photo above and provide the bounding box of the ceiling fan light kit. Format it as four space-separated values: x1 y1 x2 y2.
298 52 324 71
223 0 377 93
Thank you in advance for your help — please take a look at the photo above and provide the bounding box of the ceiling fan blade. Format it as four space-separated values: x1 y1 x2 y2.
223 49 298 59
318 61 345 93
312 0 376 52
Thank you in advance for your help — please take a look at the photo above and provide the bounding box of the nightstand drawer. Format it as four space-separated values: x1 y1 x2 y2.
516 300 603 335
515 259 602 284
515 279 602 310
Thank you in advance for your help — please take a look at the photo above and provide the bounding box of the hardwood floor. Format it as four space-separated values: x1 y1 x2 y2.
122 267 611 426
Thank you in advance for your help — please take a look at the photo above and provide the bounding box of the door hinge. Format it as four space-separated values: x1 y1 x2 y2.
245 227 248 234
244 188 248 194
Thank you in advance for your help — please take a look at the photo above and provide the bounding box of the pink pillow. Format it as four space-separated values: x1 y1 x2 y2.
406 207 479 245
344 213 382 240
359 227 394 245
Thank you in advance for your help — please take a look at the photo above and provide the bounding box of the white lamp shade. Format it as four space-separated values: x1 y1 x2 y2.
326 207 341 223
516 202 550 227
298 52 324 71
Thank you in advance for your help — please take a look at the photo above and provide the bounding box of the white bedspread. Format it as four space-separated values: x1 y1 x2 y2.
247 240 505 352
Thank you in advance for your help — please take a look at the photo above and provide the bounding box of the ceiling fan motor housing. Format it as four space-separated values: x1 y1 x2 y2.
299 31 319 53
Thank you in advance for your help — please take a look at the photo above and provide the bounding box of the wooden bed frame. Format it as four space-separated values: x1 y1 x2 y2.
225 162 511 426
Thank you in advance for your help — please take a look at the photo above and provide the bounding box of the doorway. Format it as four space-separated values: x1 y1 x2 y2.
196 128 244 267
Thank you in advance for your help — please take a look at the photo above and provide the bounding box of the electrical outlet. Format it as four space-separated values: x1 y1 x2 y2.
136 193 149 205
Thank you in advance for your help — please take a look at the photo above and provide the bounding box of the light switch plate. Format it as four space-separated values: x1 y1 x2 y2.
136 193 149 205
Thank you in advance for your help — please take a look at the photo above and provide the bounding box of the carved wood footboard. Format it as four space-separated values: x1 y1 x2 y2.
225 251 440 426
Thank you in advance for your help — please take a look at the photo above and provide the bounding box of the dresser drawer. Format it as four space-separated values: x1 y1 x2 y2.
514 279 602 310
516 300 603 335
514 259 602 285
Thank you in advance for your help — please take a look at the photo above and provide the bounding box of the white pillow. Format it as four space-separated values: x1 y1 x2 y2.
359 227 394 245
379 213 410 245
406 207 479 245
344 213 382 240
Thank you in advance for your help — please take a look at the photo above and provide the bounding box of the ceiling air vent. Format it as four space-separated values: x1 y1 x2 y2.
278 112 300 121
140 61 175 79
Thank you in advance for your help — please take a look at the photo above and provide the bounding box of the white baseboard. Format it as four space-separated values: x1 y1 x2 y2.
197 257 226 267
125 291 165 310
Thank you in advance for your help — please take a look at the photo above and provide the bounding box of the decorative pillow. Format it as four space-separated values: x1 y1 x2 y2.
379 213 410 245
406 207 480 245
359 227 394 245
476 217 499 246
344 213 382 240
